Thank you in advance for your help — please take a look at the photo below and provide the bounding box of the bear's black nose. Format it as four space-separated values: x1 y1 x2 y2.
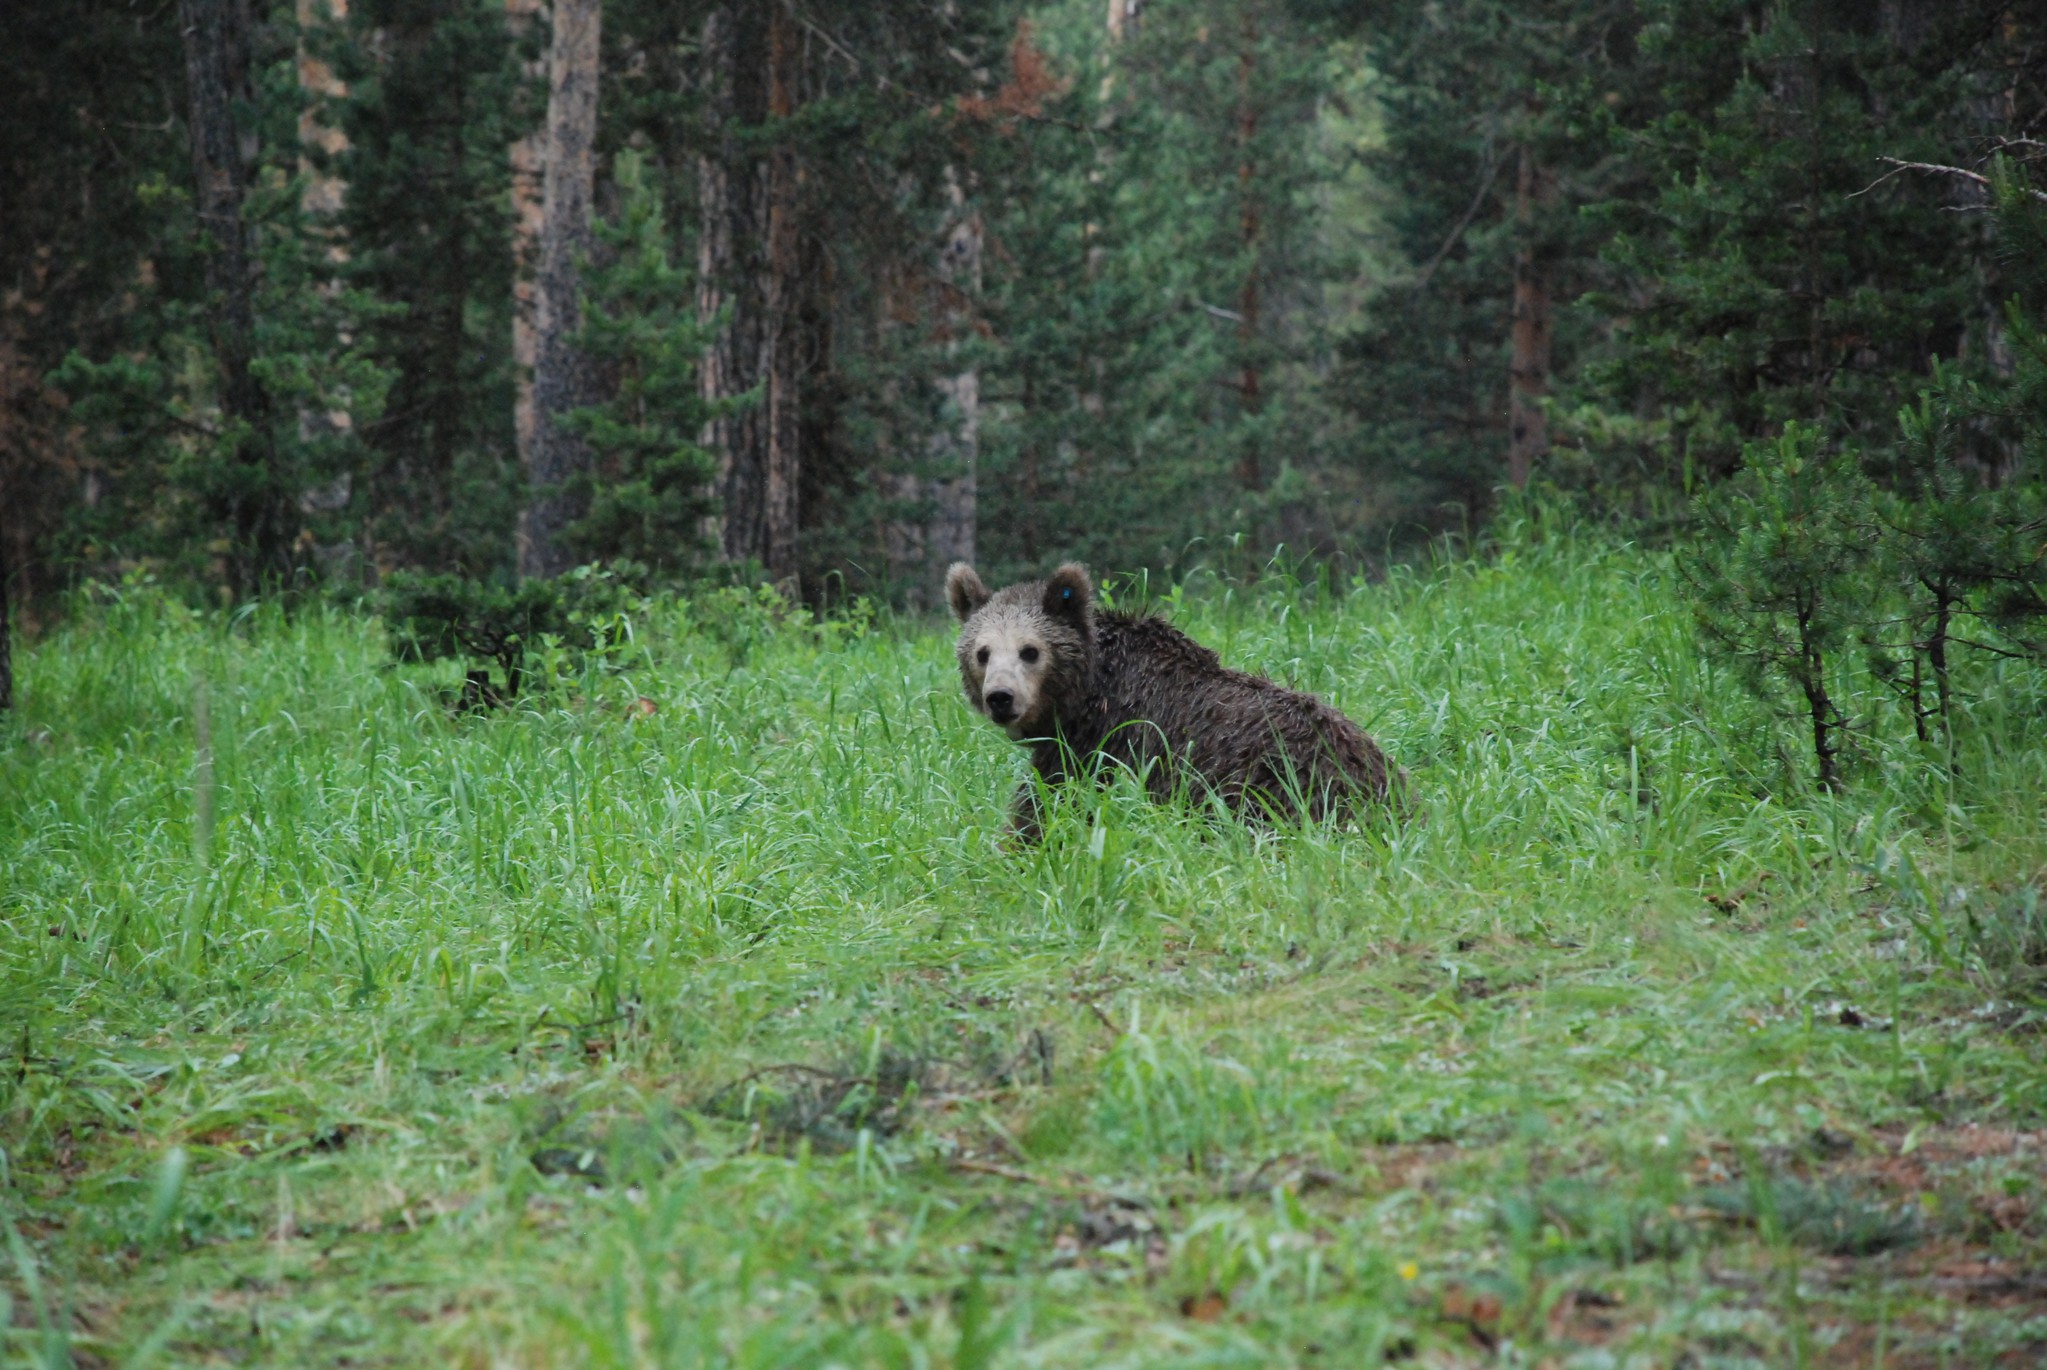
984 689 1016 722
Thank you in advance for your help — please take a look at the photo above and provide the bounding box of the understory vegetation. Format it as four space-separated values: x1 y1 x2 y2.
4 518 2045 1366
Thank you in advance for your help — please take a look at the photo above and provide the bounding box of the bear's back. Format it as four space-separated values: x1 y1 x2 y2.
1074 611 1395 819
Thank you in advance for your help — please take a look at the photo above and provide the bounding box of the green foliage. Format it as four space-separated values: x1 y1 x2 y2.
560 150 723 575
380 563 645 700
48 151 396 593
1683 269 2043 790
1684 423 1873 790
331 0 531 576
1865 368 2040 743
1580 1 1994 489
10 0 2047 652
1869 159 2047 678
887 0 1369 588
1333 0 1640 526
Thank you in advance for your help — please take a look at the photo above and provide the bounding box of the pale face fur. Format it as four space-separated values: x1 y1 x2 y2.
960 602 1054 737
946 562 1094 741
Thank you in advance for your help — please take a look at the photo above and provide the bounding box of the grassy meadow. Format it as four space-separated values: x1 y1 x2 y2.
3 518 2046 1367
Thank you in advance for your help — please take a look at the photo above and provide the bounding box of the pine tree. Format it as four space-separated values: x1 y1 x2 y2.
1686 422 1875 791
1865 158 2047 745
694 0 1013 600
560 150 721 575
693 0 804 589
0 0 189 602
1582 1 1999 488
334 0 529 575
49 1 392 593
1329 0 1641 531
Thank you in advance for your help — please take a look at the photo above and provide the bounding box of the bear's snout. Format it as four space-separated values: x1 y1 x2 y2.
984 689 1018 724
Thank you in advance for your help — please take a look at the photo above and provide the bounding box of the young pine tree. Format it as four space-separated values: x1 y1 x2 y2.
1685 423 1875 792
1865 157 2047 744
334 0 529 576
560 150 723 577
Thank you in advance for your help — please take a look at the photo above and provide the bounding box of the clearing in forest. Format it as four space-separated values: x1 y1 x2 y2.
4 526 2045 1366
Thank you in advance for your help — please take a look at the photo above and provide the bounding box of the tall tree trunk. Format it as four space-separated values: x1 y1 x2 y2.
180 0 288 595
294 0 359 580
885 184 981 607
696 4 772 570
759 0 801 589
796 222 841 577
509 0 545 541
929 198 980 579
1507 141 1553 490
1234 6 1263 491
517 0 601 578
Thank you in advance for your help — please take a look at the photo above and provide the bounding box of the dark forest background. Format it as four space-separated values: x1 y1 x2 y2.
4 1 2046 705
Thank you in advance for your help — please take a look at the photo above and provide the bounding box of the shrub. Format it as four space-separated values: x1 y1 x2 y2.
1684 423 1874 792
380 563 644 702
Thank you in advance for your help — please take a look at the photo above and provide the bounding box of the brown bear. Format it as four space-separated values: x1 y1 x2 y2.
946 561 1401 840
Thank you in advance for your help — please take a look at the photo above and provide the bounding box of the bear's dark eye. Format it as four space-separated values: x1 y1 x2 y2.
1020 646 1040 664
976 647 990 665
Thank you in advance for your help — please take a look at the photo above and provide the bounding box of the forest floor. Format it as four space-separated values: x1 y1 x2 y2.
4 524 2046 1367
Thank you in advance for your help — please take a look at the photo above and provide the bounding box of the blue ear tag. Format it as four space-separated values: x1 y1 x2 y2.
1062 587 1071 602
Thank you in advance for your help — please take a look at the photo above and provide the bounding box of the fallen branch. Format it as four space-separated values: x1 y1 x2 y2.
950 1157 1072 1191
1852 157 2047 205
1075 994 1121 1036
701 1062 872 1110
948 1156 1134 1207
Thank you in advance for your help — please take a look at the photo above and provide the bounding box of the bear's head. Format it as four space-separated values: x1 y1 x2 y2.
946 561 1095 740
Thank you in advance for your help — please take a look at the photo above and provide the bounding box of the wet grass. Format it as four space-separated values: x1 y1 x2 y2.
4 514 2046 1366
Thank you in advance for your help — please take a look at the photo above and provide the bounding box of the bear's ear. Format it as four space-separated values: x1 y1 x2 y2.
946 563 992 623
1044 563 1093 620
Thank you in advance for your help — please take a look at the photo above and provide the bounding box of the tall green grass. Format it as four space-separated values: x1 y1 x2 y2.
3 516 2044 1366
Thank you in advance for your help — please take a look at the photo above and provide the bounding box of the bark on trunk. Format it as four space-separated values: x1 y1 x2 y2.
295 0 359 581
1507 141 1553 490
1797 600 1841 793
180 0 289 594
1927 586 1955 750
696 4 774 571
884 189 982 607
517 0 601 578
1234 8 1263 491
759 1 801 589
930 205 981 578
508 0 545 526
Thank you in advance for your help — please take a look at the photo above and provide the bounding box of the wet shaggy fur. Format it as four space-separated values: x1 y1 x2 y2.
948 562 1401 840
